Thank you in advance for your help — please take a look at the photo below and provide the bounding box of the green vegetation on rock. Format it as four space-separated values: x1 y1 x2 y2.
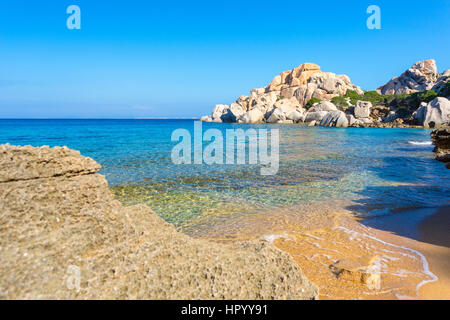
305 97 321 110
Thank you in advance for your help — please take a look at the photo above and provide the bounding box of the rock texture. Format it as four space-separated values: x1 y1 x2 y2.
378 60 439 95
202 62 362 124
431 128 450 169
413 97 450 128
0 144 318 299
202 60 448 129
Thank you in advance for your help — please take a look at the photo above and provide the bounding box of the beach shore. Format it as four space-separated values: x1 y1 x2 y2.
196 203 450 300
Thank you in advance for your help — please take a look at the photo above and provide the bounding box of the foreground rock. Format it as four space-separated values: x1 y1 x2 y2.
0 144 318 299
431 128 450 169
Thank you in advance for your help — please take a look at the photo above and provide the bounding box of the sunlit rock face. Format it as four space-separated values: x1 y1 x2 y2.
0 144 318 300
378 59 439 95
202 62 363 123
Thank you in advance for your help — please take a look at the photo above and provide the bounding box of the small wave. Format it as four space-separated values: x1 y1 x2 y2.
408 141 432 146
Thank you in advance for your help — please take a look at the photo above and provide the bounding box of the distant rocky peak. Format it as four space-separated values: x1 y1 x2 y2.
378 59 440 95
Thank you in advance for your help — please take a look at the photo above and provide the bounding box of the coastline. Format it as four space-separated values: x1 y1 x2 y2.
194 202 450 300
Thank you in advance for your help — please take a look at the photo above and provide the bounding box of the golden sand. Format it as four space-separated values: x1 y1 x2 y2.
194 201 450 300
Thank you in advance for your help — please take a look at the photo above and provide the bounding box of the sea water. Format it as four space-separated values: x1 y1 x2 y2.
1 119 449 233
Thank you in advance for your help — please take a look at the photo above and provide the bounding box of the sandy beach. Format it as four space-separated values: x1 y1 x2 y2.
196 203 450 300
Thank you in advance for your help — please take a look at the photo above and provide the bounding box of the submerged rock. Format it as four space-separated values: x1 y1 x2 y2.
0 144 318 299
330 256 381 290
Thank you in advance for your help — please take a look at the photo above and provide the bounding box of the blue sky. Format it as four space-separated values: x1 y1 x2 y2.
0 0 449 118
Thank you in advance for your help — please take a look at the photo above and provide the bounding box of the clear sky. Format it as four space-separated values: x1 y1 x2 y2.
0 0 449 118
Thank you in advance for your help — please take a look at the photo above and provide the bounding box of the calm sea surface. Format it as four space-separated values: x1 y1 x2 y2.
1 119 449 233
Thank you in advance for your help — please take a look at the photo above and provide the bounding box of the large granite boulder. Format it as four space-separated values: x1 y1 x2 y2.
354 101 372 119
431 128 450 169
0 144 318 299
320 111 349 127
211 104 229 122
413 97 450 128
221 102 246 122
286 110 305 123
304 111 329 123
266 108 286 123
238 108 264 123
273 97 301 114
378 60 439 95
308 101 338 113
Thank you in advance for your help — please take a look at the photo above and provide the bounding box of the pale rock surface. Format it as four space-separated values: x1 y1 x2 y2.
320 111 349 127
304 111 329 123
308 101 338 113
354 101 372 119
211 104 229 121
378 60 439 95
238 108 264 123
414 97 450 128
346 114 356 126
200 116 212 122
0 144 318 300
273 97 300 114
286 110 305 123
266 108 286 123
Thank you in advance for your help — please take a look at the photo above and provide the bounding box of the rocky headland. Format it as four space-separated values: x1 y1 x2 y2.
0 144 318 299
201 60 450 129
431 128 450 169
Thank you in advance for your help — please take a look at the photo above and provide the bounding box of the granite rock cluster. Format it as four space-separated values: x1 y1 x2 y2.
201 60 450 129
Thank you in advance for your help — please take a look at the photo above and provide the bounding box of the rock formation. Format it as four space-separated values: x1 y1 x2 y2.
203 62 363 124
378 60 442 95
413 97 450 128
202 60 449 128
431 128 450 169
0 144 318 299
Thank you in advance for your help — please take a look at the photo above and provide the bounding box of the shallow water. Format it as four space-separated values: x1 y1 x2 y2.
1 119 449 233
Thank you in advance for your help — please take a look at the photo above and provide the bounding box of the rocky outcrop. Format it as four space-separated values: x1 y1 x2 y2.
431 128 450 169
202 62 362 124
378 60 439 95
202 60 448 128
320 111 349 128
413 97 450 128
0 144 318 299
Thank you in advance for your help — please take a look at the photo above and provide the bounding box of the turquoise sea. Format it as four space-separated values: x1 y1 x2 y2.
1 119 449 234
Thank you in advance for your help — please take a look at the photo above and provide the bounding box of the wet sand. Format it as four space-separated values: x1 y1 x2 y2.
195 202 450 300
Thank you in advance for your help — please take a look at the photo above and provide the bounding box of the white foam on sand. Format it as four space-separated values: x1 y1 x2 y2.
263 233 295 244
334 226 438 297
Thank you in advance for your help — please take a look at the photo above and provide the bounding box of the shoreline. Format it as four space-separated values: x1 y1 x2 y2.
194 202 450 300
